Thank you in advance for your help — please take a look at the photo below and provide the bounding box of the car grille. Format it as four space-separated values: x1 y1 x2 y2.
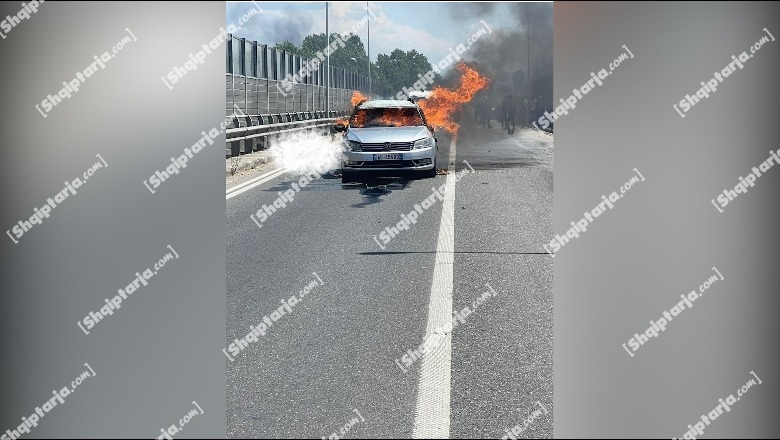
360 142 413 152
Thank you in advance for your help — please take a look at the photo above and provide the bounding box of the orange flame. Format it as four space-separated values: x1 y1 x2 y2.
350 111 367 127
351 90 369 108
419 63 489 135
348 108 421 128
336 91 371 126
375 109 423 127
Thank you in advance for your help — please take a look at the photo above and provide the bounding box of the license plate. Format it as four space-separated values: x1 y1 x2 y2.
374 154 402 161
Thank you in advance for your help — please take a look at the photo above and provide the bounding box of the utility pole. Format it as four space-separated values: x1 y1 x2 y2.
526 3 530 125
527 3 530 82
326 2 329 114
367 1 371 96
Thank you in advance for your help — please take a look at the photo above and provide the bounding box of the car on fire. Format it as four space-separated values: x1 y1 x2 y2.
334 100 438 182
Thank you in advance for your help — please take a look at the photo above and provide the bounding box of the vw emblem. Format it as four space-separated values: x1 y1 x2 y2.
383 142 391 151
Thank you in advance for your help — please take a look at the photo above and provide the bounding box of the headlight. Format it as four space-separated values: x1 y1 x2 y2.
413 137 434 149
344 140 361 151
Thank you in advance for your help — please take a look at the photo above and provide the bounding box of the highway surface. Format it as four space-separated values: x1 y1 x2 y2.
225 122 553 439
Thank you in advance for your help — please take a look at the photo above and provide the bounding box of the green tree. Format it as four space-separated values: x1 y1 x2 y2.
270 33 452 98
274 40 300 56
297 32 370 77
374 49 437 95
370 63 392 97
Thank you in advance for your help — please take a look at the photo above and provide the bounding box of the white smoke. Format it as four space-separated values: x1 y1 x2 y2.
269 130 347 176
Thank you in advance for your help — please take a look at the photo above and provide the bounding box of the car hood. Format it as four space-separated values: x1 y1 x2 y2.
346 126 430 144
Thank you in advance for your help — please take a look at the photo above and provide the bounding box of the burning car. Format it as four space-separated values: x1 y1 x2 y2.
334 100 438 182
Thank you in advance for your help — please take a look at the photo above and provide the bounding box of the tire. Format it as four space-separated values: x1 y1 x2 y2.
422 156 437 178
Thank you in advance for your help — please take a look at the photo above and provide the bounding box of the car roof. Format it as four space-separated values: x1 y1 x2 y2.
357 99 418 109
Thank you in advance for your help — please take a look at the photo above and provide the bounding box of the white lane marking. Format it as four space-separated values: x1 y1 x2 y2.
226 166 288 195
413 139 458 439
226 167 288 200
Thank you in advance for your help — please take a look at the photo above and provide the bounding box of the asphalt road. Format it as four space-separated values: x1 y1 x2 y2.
225 120 553 439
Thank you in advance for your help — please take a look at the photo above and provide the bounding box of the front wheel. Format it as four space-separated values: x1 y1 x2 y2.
422 157 437 178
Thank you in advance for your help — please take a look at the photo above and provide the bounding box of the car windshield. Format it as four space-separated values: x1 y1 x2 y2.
350 107 424 128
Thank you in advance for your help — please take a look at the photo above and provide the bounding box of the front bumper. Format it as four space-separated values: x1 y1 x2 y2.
342 146 435 171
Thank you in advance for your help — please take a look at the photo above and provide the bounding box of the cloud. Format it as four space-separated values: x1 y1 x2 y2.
226 1 456 64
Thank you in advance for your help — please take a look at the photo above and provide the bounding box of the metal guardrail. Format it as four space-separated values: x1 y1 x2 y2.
225 111 349 157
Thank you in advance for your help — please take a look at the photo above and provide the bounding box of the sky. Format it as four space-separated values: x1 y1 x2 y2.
225 1 531 66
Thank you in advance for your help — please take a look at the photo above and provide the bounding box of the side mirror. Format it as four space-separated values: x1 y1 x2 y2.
334 123 347 132
428 125 435 134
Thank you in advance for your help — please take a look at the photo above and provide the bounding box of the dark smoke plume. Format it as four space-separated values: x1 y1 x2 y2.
447 3 498 21
446 2 553 124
